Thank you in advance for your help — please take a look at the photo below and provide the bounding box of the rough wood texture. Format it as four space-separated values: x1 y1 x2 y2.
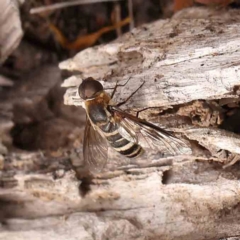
0 0 24 63
2 7 240 240
61 8 240 110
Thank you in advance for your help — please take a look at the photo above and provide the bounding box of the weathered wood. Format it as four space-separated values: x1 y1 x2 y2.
1 160 240 240
60 7 240 169
61 8 240 110
0 0 23 63
2 7 240 240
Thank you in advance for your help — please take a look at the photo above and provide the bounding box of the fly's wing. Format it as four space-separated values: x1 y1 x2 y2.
83 118 108 173
112 107 191 156
118 118 138 143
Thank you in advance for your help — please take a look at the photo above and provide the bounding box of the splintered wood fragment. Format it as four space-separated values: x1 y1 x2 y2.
0 75 14 87
30 0 124 14
0 0 23 63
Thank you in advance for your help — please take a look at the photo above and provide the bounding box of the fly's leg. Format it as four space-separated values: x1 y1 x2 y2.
110 77 132 99
116 81 145 107
134 107 150 118
104 78 132 98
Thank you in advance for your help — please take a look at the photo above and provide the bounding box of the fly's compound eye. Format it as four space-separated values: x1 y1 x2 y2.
78 77 103 100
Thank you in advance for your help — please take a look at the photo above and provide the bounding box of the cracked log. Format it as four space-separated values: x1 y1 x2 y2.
2 7 240 240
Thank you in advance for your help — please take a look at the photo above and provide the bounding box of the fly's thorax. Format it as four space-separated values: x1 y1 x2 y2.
84 91 111 108
84 91 111 125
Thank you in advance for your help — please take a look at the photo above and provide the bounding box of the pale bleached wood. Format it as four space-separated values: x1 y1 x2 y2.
1 162 240 240
2 7 240 240
60 7 240 168
0 75 14 87
60 8 240 110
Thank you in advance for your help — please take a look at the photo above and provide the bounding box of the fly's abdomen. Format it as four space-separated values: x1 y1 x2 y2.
100 121 143 158
88 104 143 158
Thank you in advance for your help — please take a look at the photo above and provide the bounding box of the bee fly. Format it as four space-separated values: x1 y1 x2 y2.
79 77 190 173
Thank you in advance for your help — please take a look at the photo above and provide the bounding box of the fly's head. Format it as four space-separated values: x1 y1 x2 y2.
78 77 104 101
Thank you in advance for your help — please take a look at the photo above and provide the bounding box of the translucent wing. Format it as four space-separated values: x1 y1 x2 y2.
118 121 138 143
112 107 191 156
83 118 108 173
